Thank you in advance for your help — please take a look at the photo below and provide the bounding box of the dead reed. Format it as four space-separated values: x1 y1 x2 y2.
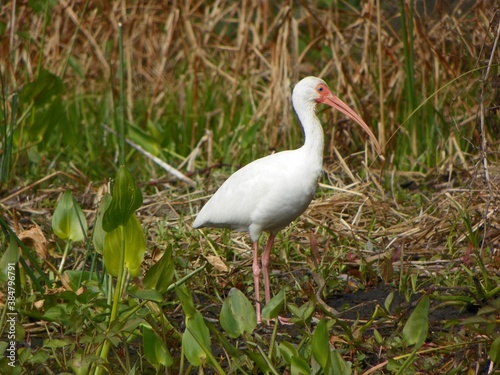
3 0 497 156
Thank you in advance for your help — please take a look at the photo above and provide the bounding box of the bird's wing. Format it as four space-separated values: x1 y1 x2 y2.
193 150 319 232
193 155 283 230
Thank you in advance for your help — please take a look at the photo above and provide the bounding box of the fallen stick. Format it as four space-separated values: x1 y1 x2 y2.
101 124 196 187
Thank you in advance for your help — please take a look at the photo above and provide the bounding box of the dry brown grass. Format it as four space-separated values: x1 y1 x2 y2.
3 1 498 152
2 0 500 271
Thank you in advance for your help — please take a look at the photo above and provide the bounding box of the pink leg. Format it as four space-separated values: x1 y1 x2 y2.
261 233 276 304
252 241 262 323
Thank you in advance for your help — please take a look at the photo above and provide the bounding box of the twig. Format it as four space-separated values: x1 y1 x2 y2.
101 124 196 187
0 171 80 206
312 271 340 317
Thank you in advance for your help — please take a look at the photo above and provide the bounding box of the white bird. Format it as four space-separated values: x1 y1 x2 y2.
193 76 381 323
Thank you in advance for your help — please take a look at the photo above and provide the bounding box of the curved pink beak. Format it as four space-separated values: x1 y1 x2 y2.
319 93 382 155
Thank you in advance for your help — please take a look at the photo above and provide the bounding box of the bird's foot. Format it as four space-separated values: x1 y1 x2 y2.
260 315 293 326
277 315 293 325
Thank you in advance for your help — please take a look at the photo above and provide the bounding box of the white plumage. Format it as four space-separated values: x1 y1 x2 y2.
194 76 381 322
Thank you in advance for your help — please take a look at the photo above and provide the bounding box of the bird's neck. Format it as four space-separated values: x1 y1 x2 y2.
295 101 325 165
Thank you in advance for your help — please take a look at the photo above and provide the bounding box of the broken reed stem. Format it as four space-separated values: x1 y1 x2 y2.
376 0 385 150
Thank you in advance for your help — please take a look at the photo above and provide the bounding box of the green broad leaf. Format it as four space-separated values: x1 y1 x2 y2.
18 347 31 364
128 123 162 156
143 245 175 294
175 284 197 319
262 288 285 321
20 69 63 107
103 214 146 277
402 295 429 348
123 214 146 277
142 324 173 368
43 338 72 349
330 351 352 375
312 318 330 369
52 190 88 242
42 305 65 322
92 194 112 254
279 341 299 365
0 234 20 282
489 335 500 363
183 310 211 367
220 288 257 338
384 291 395 312
64 270 97 291
288 300 314 322
373 328 384 345
29 97 66 147
103 165 143 232
115 318 142 336
290 356 310 375
128 285 164 302
29 349 50 365
102 225 123 277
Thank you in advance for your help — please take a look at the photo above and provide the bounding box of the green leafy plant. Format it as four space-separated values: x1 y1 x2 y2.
220 287 257 338
93 165 146 374
52 190 88 273
390 295 430 374
142 323 173 369
176 284 225 373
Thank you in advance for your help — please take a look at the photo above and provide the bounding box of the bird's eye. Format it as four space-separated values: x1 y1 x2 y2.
317 86 324 92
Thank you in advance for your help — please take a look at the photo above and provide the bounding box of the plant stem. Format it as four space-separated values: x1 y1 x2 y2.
395 347 417 375
95 226 126 375
58 240 72 274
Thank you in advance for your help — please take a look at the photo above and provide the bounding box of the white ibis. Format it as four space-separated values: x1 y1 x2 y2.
193 76 381 322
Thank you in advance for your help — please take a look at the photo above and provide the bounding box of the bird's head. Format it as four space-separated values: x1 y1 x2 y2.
292 76 330 104
293 76 382 155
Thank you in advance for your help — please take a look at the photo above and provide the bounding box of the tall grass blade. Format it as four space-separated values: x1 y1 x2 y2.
117 22 126 166
0 92 16 183
398 0 418 157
